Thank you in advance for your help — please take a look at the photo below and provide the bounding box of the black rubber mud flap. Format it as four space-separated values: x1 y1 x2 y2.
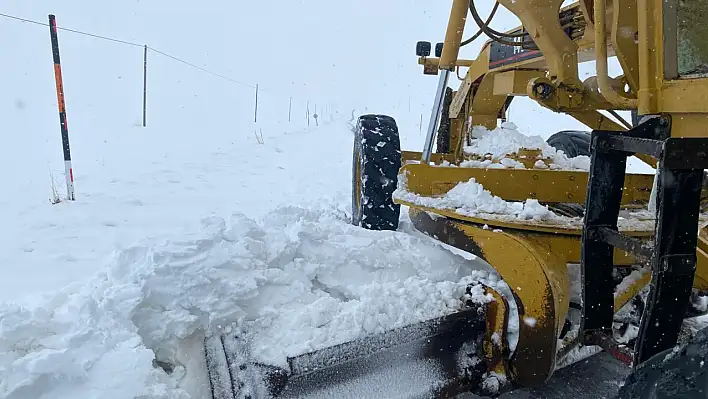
615 325 708 399
351 114 402 231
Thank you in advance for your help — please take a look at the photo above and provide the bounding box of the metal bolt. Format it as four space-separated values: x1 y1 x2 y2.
533 82 554 100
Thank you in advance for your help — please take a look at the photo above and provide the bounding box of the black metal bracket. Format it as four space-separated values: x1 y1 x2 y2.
587 227 653 261
580 115 708 367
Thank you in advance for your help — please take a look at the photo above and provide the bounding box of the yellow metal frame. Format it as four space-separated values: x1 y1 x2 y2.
409 208 569 385
483 287 511 381
397 0 708 389
400 163 653 207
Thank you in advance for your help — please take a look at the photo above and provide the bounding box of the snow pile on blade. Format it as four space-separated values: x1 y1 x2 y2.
460 122 591 171
0 206 498 399
393 173 560 222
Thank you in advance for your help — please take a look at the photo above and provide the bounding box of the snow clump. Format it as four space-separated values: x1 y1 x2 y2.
462 122 591 171
394 173 559 222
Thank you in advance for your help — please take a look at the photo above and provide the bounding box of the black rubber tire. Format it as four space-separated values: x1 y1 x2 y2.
546 130 592 158
614 325 708 399
351 114 402 231
545 131 592 217
436 87 454 154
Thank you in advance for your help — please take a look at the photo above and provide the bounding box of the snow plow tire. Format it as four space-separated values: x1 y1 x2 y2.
546 130 591 158
352 114 402 231
436 87 454 154
546 131 591 218
614 324 708 398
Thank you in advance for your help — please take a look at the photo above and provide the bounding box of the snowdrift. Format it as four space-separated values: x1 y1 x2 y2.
0 206 490 399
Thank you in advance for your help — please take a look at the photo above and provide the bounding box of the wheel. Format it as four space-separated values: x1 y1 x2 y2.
436 87 454 154
614 324 708 399
351 114 402 230
544 131 592 217
546 130 591 158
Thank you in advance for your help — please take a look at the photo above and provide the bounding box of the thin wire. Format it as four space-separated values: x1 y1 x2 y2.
147 46 256 88
0 12 308 100
0 12 45 26
0 12 143 47
58 27 143 47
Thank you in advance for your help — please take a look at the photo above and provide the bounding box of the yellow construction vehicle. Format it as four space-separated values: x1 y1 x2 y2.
206 1 708 397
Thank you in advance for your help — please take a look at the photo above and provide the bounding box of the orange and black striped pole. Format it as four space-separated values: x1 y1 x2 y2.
49 14 75 201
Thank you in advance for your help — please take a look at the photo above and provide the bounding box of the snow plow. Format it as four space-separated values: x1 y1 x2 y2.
206 0 708 397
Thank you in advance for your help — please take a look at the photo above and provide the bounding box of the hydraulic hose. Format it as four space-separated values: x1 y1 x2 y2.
461 1 499 46
468 0 536 47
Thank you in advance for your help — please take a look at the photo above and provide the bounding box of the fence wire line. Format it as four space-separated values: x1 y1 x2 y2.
146 47 255 89
0 12 143 47
0 12 313 101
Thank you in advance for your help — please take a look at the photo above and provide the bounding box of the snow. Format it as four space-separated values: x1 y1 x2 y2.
2 203 515 398
0 206 482 397
616 324 640 345
295 357 445 399
393 174 560 222
456 342 483 374
481 371 507 394
395 169 679 233
491 332 501 346
614 268 650 299
461 123 591 171
694 296 708 313
555 345 603 370
522 316 538 328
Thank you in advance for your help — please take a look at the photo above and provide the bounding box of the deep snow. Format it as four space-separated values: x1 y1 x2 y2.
0 201 504 399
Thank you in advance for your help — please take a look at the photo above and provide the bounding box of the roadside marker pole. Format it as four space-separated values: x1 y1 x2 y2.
49 14 75 201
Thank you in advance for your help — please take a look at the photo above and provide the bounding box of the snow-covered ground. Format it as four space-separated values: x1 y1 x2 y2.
0 186 496 399
3 109 504 399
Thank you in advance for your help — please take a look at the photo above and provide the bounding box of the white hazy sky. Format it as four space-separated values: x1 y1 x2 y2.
0 0 629 138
